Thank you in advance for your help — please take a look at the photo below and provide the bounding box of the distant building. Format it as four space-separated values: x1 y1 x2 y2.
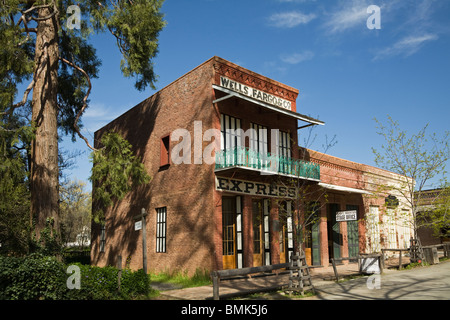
66 226 91 248
91 57 413 274
416 188 450 245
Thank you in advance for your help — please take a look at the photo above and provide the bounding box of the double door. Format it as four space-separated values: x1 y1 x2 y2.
222 197 270 269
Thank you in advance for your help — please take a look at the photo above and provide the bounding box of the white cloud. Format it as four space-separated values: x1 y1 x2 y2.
373 33 438 60
82 103 128 132
323 0 370 33
280 51 315 64
268 11 317 28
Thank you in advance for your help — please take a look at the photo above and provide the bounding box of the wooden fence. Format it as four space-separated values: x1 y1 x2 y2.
210 263 289 300
382 243 450 268
331 253 383 282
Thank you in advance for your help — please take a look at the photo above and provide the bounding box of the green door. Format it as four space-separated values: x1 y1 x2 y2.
306 202 321 266
346 205 359 260
311 221 320 265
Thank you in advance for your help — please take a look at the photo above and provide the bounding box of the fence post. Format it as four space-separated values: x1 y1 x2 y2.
378 254 384 274
211 272 220 300
331 258 339 282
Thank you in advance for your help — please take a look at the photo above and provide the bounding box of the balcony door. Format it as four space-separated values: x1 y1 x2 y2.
249 123 268 169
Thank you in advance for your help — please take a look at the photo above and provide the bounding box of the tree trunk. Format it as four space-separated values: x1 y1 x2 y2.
30 7 60 242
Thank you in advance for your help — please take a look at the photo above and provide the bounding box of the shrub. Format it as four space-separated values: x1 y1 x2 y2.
65 264 119 300
120 268 150 299
0 253 66 300
0 255 153 300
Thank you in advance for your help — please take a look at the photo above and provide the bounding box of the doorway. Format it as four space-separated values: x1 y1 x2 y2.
346 205 359 260
327 203 341 262
305 202 321 266
222 197 236 269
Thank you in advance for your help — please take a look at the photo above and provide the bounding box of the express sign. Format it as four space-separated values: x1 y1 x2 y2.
216 177 296 199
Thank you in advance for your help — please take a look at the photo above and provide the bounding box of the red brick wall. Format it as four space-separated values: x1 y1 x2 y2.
91 58 219 275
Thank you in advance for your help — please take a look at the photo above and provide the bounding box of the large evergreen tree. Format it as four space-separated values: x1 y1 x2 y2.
1 0 164 245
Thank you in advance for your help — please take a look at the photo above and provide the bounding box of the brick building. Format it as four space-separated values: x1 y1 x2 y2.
91 56 413 274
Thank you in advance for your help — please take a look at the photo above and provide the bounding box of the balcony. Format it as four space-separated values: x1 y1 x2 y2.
215 146 320 181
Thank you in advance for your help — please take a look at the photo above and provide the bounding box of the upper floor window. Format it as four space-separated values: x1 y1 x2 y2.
220 114 241 151
278 131 291 158
250 123 268 155
160 135 170 167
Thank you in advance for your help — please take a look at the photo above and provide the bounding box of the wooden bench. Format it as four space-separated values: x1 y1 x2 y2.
210 263 289 300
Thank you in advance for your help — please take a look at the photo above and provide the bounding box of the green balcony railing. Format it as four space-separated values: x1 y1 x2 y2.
215 146 320 180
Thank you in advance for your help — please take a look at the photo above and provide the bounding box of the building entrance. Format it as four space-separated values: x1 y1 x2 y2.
346 205 359 259
305 202 321 266
327 203 341 262
222 197 236 269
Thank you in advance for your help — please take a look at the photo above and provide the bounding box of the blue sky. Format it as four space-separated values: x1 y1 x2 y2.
60 0 450 190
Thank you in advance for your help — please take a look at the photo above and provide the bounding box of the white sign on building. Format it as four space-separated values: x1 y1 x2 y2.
336 210 357 222
134 220 142 231
219 76 292 111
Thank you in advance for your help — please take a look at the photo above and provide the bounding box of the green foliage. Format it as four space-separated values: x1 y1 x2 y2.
87 0 166 90
372 116 450 236
66 264 119 300
423 185 450 239
372 116 450 192
0 253 67 300
1 0 164 255
120 268 151 298
0 5 34 109
0 116 32 255
149 268 212 289
65 264 152 300
90 132 151 222
0 254 153 300
66 264 154 299
30 218 63 257
59 179 91 246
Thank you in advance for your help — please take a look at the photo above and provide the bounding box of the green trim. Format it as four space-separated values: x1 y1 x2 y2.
215 147 320 180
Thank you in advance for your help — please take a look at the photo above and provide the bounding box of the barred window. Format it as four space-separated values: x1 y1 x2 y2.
156 207 167 253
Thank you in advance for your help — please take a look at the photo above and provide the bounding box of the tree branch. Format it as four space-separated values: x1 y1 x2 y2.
59 57 97 152
8 46 48 115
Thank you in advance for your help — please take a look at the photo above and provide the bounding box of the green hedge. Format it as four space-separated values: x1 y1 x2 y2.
0 254 152 300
